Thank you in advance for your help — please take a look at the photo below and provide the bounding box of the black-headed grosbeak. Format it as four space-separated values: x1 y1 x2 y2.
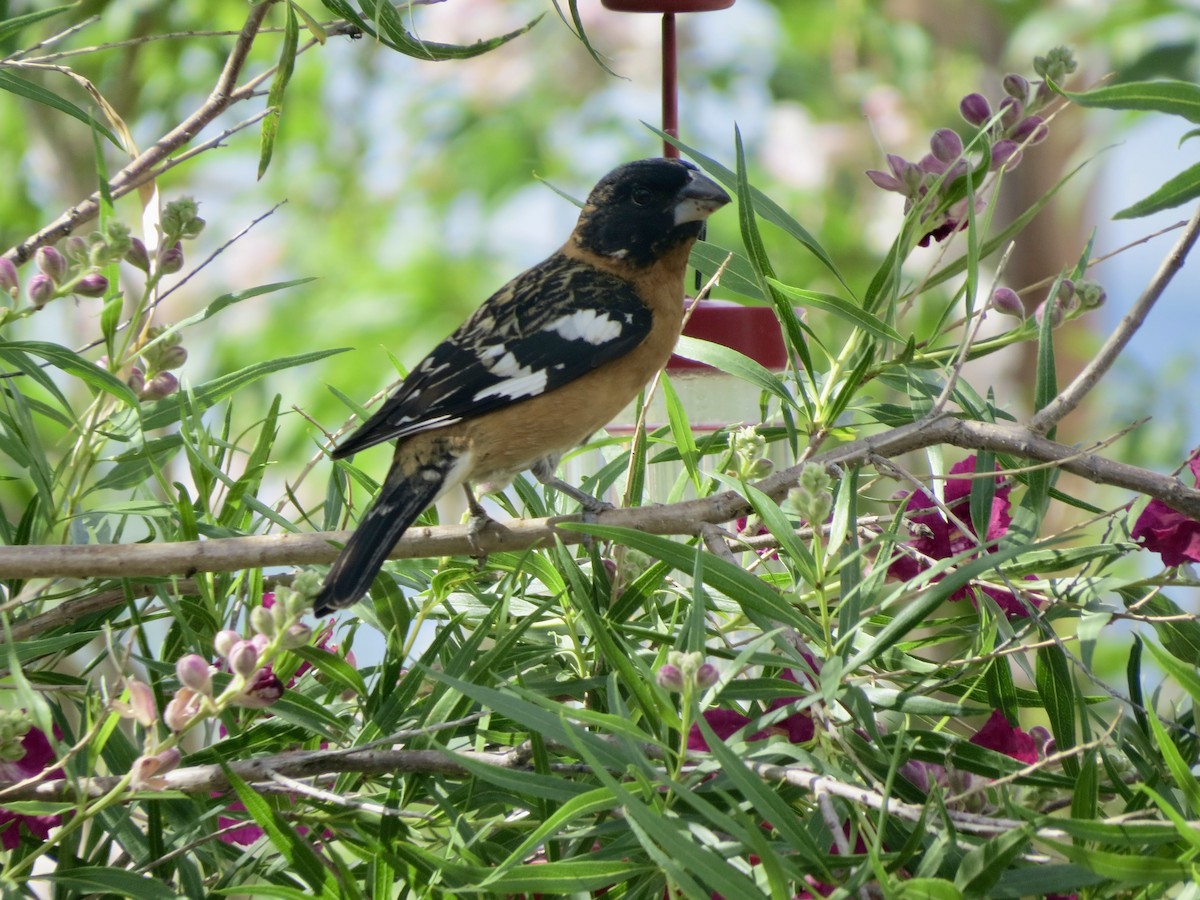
314 158 731 615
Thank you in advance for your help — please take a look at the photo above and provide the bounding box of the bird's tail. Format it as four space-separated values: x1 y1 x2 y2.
313 461 450 616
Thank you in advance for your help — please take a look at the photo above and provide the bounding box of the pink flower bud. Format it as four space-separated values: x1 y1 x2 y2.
74 272 109 297
175 654 213 695
959 93 991 126
131 747 182 788
1002 73 1029 102
0 258 18 299
1076 280 1106 310
929 128 963 163
235 668 284 709
1035 298 1063 329
126 679 158 728
865 169 903 193
227 640 260 678
63 236 89 264
125 238 151 272
694 663 719 690
998 96 1024 130
35 246 66 283
1011 115 1049 145
27 273 55 306
281 623 312 649
157 345 188 371
990 140 1022 170
213 630 241 658
656 664 685 692
249 606 276 638
158 241 184 275
991 287 1024 318
126 366 146 396
140 371 178 401
163 687 202 732
251 632 270 654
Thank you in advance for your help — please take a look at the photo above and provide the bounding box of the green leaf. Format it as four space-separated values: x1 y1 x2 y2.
566 523 816 635
0 340 139 407
0 5 73 42
767 279 905 344
954 825 1034 896
361 0 541 60
1036 644 1077 776
259 2 298 179
40 867 182 899
0 70 120 146
659 373 701 491
139 348 346 430
969 451 997 548
1114 160 1200 219
1041 836 1196 884
673 335 797 409
1064 78 1200 123
1125 590 1200 665
732 128 815 386
688 242 764 300
1146 708 1200 816
893 879 963 900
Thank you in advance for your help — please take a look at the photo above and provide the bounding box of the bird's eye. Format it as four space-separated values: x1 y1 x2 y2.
630 187 652 207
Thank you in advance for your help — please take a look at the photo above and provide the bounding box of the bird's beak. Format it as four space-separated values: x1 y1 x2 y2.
673 170 732 226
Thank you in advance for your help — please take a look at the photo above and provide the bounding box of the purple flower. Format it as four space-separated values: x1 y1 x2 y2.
969 709 1037 764
889 456 1038 618
687 669 816 751
1132 450 1200 566
0 723 63 849
234 668 284 709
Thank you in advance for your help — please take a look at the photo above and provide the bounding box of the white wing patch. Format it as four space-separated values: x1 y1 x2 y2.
473 371 549 403
472 345 550 402
547 309 624 346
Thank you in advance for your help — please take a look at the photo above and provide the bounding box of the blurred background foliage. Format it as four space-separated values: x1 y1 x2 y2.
2 0 1199 505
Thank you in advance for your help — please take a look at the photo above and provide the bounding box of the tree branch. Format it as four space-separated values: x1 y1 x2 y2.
2 416 1197 585
1029 202 1200 433
2 0 275 265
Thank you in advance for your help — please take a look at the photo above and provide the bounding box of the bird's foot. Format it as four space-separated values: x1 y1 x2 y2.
467 511 509 564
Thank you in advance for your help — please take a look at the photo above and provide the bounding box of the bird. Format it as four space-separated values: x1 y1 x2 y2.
313 157 731 615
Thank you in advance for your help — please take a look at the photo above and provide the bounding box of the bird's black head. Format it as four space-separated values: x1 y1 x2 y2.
574 158 731 268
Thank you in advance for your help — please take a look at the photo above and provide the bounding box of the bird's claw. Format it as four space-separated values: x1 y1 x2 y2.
467 512 509 564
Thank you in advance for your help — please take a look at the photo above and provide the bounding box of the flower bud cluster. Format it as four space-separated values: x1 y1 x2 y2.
784 463 833 527
1034 276 1107 330
123 198 204 280
657 651 719 694
866 47 1075 247
0 710 33 764
727 425 773 481
5 221 134 319
121 324 190 402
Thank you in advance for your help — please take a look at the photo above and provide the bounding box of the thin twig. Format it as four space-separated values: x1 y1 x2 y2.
1030 203 1200 433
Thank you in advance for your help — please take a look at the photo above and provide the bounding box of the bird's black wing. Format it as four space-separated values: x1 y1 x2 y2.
332 253 654 458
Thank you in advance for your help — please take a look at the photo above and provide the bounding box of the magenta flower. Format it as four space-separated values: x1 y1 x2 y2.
1132 449 1200 567
688 669 816 751
0 724 63 850
889 456 1037 619
968 709 1037 764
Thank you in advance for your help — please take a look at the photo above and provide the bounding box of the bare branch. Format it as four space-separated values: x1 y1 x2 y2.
3 416 1199 586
